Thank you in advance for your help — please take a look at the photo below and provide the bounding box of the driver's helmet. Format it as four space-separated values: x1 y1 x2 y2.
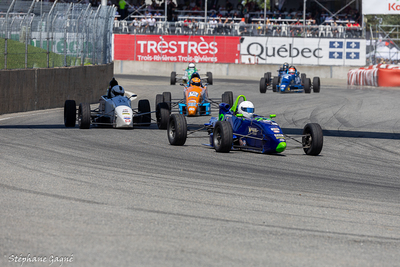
283 62 289 70
188 62 196 69
288 67 296 74
110 85 125 97
191 72 200 79
191 77 201 87
238 101 255 118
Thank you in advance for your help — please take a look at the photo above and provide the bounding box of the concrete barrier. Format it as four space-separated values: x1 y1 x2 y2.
114 60 356 80
0 63 113 115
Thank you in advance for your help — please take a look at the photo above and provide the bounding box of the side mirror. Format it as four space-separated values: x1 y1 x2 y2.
269 114 276 119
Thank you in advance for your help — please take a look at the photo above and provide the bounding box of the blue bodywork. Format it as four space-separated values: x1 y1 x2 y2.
276 71 304 93
206 95 287 154
179 102 211 116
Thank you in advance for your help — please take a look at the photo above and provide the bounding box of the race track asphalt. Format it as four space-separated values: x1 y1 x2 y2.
0 74 399 267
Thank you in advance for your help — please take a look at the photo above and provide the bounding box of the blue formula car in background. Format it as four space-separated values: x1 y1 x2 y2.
166 95 323 156
260 65 320 94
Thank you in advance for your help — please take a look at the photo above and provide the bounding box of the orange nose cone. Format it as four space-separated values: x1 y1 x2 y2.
187 106 197 116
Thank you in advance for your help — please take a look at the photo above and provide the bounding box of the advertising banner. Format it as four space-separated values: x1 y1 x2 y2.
362 0 400 15
240 37 366 66
114 34 241 63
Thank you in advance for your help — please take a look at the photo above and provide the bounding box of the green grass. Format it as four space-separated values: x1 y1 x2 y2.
0 38 85 69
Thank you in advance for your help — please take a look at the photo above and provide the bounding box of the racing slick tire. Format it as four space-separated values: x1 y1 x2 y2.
272 76 279 92
264 72 271 84
78 103 91 129
155 94 164 108
304 78 311 94
222 91 234 107
138 99 151 126
313 77 320 93
302 123 323 156
156 102 170 129
163 92 172 111
64 100 76 127
213 121 233 153
207 72 213 85
260 78 267 93
170 71 176 85
301 73 307 84
168 114 187 146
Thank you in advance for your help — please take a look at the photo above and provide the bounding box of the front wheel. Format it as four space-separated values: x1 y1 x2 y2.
207 72 213 85
64 100 76 127
156 102 170 129
272 76 279 92
264 72 271 85
304 78 311 94
213 121 233 153
260 78 267 93
78 103 91 129
168 114 187 146
222 91 233 107
170 71 176 85
163 92 172 111
313 77 320 93
301 73 307 84
302 123 323 156
138 99 151 126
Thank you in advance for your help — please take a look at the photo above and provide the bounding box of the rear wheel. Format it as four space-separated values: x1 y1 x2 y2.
302 123 323 156
138 99 151 126
313 77 320 93
260 78 267 93
78 103 91 129
156 102 170 129
168 114 187 146
304 78 311 94
163 92 172 111
170 71 176 85
222 91 233 107
213 121 233 153
264 72 271 85
207 72 213 85
64 100 76 127
272 76 279 92
301 73 306 84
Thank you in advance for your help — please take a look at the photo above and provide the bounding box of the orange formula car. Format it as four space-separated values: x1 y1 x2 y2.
155 73 233 129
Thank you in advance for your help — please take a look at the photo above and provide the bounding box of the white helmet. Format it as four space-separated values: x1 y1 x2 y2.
110 85 125 97
188 62 195 69
238 101 255 118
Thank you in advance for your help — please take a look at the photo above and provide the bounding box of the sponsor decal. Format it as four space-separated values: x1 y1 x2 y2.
122 112 130 115
239 139 247 146
329 41 343 49
240 37 365 66
125 119 131 122
114 35 241 63
188 102 197 106
124 116 131 120
188 91 199 97
274 134 284 138
123 109 129 113
346 41 360 49
329 51 343 59
248 127 259 135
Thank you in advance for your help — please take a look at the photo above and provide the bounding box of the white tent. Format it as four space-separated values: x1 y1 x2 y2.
367 46 400 60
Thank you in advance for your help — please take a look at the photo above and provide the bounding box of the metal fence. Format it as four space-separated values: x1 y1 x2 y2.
0 0 115 70
113 20 363 39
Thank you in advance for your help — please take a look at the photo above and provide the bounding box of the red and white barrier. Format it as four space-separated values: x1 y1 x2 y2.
348 64 400 87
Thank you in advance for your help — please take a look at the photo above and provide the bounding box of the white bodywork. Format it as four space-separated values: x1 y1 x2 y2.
99 95 133 128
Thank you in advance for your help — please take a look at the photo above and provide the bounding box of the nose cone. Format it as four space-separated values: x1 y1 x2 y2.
187 106 197 116
276 142 286 153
